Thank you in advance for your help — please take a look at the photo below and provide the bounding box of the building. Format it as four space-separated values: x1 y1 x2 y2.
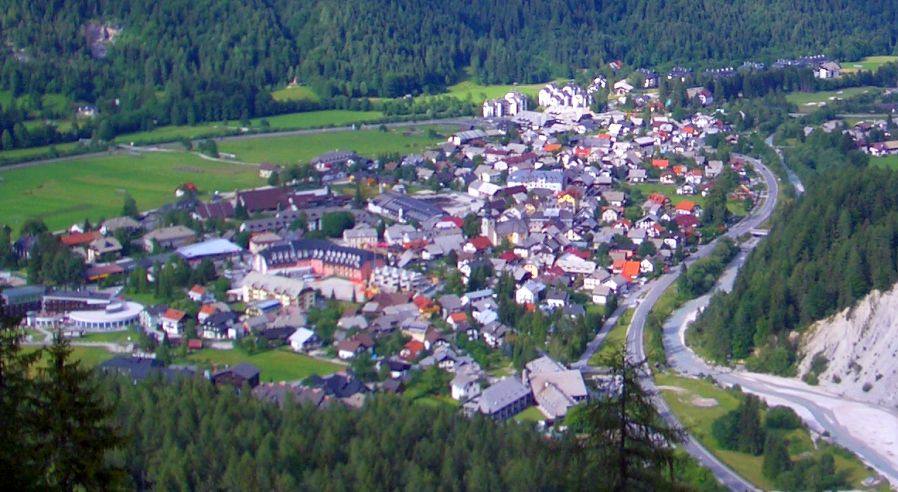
309 150 361 171
176 238 243 264
161 308 187 337
0 285 45 318
525 355 588 420
253 239 383 282
538 83 592 109
86 236 122 263
367 192 445 224
42 290 114 314
450 371 481 401
67 301 144 332
212 363 261 390
288 327 319 352
342 226 378 249
482 91 529 118
507 170 565 192
370 266 429 293
142 226 196 252
238 271 316 309
478 377 532 420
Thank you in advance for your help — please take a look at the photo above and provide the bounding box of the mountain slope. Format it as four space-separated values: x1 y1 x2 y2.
798 283 898 409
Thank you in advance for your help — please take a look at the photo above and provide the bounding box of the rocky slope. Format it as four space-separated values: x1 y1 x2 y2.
798 284 898 410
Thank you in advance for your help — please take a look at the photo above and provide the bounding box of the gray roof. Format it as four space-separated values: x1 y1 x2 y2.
479 377 531 414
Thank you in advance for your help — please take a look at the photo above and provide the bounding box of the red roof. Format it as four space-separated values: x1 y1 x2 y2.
440 216 464 228
651 159 670 169
468 236 492 250
61 231 100 247
622 261 641 280
675 201 697 213
674 214 700 229
199 304 217 316
412 294 433 310
163 308 187 322
499 251 518 262
187 339 203 350
449 312 468 324
648 192 668 204
190 285 206 295
401 340 426 361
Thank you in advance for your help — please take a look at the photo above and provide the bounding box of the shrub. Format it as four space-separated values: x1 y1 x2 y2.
765 406 801 430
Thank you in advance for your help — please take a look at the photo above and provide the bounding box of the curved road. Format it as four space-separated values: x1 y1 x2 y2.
623 154 779 491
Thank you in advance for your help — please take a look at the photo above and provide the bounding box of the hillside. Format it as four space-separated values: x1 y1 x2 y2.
798 283 898 408
2 0 898 103
689 166 898 374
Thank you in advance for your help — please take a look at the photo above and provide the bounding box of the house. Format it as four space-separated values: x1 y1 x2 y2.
161 308 187 337
481 322 510 348
545 289 569 309
478 377 532 420
86 237 122 263
613 80 634 96
201 311 238 340
212 363 261 390
239 271 316 309
675 201 698 216
288 327 319 352
258 163 282 179
342 226 378 249
400 340 426 362
336 334 374 360
515 280 545 305
816 61 841 79
187 285 207 302
139 304 167 332
528 367 588 420
591 285 614 305
142 226 196 252
450 371 481 401
627 169 647 183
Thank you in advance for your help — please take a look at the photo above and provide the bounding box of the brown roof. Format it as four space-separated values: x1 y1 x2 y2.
61 231 101 247
163 308 187 321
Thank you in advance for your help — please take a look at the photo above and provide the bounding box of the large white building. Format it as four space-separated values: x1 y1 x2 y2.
538 83 593 109
370 265 429 293
507 169 565 192
482 91 529 118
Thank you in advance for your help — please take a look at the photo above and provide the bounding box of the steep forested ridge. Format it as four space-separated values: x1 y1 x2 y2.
690 165 898 374
2 0 898 102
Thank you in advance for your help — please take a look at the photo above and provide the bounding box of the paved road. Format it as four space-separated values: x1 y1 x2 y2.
620 154 779 491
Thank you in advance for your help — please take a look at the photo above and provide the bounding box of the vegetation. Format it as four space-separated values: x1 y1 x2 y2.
590 309 634 365
182 348 342 383
690 166 898 373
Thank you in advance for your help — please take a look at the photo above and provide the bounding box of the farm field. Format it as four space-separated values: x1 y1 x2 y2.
218 126 446 164
114 110 385 145
0 141 83 164
655 372 882 491
0 150 260 232
182 347 343 383
786 86 879 112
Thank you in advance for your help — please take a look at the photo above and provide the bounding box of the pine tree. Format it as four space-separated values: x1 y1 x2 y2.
33 336 125 491
762 433 791 480
578 345 687 491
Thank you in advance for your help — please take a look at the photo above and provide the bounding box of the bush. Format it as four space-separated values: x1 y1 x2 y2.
765 406 801 430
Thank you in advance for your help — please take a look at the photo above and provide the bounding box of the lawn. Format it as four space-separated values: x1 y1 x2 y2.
590 308 634 365
871 154 898 170
414 395 461 409
79 327 141 344
514 405 546 423
841 55 898 73
24 346 116 368
181 347 343 382
654 372 882 491
218 126 445 164
628 183 747 216
419 79 550 103
0 141 83 163
0 150 261 232
786 86 879 112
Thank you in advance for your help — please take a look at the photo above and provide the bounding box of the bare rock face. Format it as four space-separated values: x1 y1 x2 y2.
798 284 898 409
84 22 122 59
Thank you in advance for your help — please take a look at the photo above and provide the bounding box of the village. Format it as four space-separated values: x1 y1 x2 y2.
1 70 766 426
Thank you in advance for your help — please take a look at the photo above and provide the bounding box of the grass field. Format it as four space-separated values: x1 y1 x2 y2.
0 142 83 163
218 126 445 164
871 155 898 170
514 405 546 423
655 372 883 491
182 347 343 382
414 395 461 409
113 110 385 145
628 182 748 216
0 150 260 232
841 55 898 74
786 86 879 112
271 85 321 102
420 80 550 102
79 327 141 344
590 309 634 365
24 346 116 368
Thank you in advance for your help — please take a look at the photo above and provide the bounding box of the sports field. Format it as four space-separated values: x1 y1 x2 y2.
0 151 260 231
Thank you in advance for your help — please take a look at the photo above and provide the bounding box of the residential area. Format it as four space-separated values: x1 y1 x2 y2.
0 80 764 424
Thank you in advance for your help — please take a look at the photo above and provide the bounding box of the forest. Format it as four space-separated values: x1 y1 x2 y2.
2 0 898 148
688 162 898 374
